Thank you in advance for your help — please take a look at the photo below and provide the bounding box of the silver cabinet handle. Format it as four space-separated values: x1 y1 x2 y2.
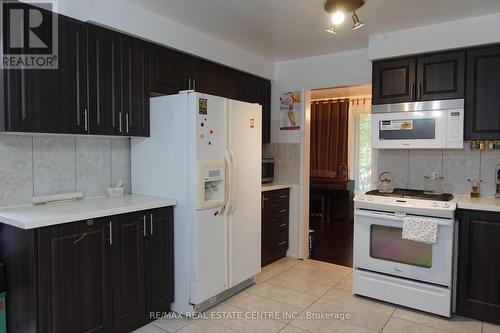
108 222 113 245
279 209 287 213
143 215 146 237
84 108 88 132
150 214 153 235
193 79 196 91
125 113 129 134
119 112 122 133
279 223 287 227
188 78 192 90
279 195 288 199
73 232 87 244
278 241 287 246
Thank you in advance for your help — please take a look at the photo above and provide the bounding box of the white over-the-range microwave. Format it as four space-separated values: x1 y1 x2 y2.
371 99 464 149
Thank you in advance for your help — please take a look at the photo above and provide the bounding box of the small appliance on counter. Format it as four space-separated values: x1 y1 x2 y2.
262 158 275 183
376 171 395 193
424 172 445 195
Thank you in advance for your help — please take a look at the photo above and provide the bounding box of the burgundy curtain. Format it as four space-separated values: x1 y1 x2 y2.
310 99 349 179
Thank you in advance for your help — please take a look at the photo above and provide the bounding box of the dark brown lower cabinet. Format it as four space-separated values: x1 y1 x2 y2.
457 209 500 325
0 207 174 333
111 212 147 332
261 188 290 267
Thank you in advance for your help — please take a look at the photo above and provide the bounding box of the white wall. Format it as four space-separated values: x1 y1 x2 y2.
271 48 371 258
272 48 371 143
369 12 500 60
52 0 274 79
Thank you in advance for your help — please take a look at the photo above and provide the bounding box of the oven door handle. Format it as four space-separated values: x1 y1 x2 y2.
355 210 454 227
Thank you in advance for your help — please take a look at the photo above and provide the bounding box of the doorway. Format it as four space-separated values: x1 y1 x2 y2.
307 85 372 267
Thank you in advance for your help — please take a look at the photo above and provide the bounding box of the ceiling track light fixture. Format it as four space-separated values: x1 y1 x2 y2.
324 0 365 34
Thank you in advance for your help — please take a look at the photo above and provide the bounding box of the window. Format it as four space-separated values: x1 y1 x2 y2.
350 99 372 193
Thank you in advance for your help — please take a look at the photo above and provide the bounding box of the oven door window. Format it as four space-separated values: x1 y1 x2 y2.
379 118 435 140
370 225 432 268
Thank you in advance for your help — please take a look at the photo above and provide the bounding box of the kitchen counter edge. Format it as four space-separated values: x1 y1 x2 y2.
0 194 177 230
261 184 293 192
456 194 500 213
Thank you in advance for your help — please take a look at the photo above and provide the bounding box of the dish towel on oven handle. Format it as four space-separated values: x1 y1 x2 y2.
402 216 438 244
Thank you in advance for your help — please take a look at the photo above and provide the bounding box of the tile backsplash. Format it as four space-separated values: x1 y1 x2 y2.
263 143 301 185
374 144 500 196
0 134 131 207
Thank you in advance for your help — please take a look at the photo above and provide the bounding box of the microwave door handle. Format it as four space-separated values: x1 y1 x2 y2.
354 210 453 227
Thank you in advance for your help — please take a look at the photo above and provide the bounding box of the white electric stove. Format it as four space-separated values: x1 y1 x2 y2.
353 189 457 317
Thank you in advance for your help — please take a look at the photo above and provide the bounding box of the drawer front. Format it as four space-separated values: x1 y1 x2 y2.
271 189 290 203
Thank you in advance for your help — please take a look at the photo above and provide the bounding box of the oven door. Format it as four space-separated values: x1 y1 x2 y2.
353 209 454 287
371 110 446 149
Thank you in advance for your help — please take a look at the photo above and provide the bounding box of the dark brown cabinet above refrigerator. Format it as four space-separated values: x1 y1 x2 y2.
372 51 465 105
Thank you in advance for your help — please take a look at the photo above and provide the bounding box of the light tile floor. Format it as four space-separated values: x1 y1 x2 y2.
135 258 500 333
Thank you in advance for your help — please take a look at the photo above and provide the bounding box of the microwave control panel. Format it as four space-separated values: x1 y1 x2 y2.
446 109 464 148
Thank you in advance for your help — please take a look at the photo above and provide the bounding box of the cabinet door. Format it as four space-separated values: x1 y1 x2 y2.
146 207 174 313
259 79 271 143
457 210 500 325
111 212 147 332
87 24 123 135
372 58 416 105
416 51 465 101
261 192 274 267
222 69 241 100
37 218 112 333
190 57 224 96
3 13 87 134
122 36 150 137
465 46 500 140
150 45 190 95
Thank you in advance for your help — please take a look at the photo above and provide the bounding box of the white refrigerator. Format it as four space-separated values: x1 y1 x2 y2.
131 91 262 313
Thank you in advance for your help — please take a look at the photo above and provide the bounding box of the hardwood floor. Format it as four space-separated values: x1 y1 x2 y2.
309 216 353 267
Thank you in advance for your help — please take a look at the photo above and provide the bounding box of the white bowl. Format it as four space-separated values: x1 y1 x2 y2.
107 187 125 198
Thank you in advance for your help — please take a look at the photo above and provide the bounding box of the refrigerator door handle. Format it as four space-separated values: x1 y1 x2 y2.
225 149 234 215
229 149 239 216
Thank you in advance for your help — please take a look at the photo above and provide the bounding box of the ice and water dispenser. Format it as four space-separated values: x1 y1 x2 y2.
197 161 225 210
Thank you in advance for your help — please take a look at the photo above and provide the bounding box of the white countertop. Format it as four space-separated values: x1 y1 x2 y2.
456 194 500 212
261 183 292 192
0 195 176 230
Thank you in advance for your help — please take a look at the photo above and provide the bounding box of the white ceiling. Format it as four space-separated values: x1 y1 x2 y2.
128 0 500 61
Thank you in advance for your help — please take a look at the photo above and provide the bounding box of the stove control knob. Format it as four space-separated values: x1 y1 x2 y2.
358 195 365 200
431 202 438 207
367 197 374 201
442 202 450 208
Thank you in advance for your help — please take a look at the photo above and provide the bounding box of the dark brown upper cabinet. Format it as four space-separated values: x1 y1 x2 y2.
150 45 190 95
122 36 151 137
372 58 416 105
372 51 465 105
465 45 500 140
457 209 500 325
87 24 123 136
416 51 465 101
2 13 88 134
